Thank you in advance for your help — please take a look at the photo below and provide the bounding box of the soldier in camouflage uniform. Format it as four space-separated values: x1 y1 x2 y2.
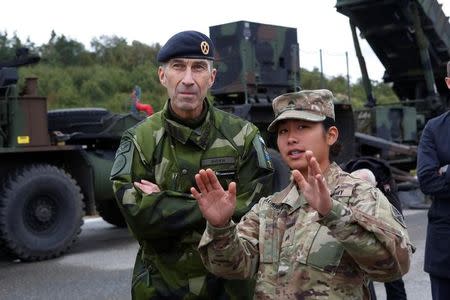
192 89 414 299
110 31 274 299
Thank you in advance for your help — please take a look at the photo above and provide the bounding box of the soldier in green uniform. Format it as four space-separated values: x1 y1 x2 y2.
192 89 414 299
110 31 274 299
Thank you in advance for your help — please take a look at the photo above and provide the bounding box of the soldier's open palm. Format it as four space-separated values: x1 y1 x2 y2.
191 169 236 227
292 151 332 216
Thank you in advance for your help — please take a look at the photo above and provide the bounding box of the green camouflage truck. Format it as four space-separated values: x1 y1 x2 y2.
0 50 142 261
209 20 357 190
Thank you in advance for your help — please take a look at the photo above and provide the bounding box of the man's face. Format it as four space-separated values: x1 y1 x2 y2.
276 119 337 173
446 77 450 89
158 58 216 120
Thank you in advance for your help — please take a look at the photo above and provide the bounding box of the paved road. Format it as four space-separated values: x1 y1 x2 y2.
374 209 430 299
0 209 430 300
0 218 138 300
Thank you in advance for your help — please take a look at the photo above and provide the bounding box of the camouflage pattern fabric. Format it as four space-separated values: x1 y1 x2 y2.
209 21 300 102
199 162 413 300
268 89 335 132
110 99 273 299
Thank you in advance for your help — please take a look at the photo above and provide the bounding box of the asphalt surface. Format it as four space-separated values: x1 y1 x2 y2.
0 209 431 300
374 209 430 299
0 218 138 300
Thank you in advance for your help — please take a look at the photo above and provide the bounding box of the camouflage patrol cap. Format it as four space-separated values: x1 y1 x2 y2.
157 30 215 62
267 89 335 132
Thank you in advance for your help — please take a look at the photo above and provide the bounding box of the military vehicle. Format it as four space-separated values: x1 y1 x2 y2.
209 1 449 205
335 0 450 199
209 20 356 189
0 49 142 261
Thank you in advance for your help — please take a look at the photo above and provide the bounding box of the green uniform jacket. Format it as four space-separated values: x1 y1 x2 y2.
199 163 414 300
110 100 274 299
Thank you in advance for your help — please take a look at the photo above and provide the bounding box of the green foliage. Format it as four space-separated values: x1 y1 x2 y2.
300 68 399 108
90 36 160 70
2 31 398 115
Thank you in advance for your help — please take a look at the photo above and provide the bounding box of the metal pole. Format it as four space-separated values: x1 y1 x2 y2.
346 51 351 102
242 42 248 104
409 1 441 113
296 45 301 90
350 20 376 107
320 49 324 88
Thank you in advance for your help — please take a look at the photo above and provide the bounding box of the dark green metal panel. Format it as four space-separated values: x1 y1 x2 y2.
417 0 450 51
355 106 417 142
336 0 450 114
0 55 47 149
209 21 300 104
0 69 18 148
374 106 417 143
84 150 116 204
209 20 355 165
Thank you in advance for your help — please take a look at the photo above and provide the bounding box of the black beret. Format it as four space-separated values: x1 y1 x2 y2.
157 30 215 62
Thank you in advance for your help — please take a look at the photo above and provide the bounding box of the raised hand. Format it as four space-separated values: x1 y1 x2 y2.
134 179 161 195
292 150 331 216
191 169 236 227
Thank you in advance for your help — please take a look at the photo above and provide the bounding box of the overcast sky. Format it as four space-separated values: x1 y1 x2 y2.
2 0 450 82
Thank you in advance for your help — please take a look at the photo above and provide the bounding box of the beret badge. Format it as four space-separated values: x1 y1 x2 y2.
200 41 210 55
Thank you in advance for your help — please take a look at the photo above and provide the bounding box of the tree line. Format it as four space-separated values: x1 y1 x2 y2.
0 31 398 113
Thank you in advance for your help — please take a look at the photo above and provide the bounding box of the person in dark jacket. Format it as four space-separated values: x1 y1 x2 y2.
417 60 450 300
345 157 408 300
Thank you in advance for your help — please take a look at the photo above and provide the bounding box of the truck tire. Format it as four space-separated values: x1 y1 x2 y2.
267 148 291 192
0 164 84 261
96 199 127 228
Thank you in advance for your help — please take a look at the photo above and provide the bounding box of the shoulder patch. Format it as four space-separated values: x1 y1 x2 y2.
116 140 131 156
391 205 407 228
110 139 134 179
253 134 273 169
258 135 266 145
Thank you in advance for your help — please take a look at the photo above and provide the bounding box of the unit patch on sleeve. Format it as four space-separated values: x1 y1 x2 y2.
253 135 273 169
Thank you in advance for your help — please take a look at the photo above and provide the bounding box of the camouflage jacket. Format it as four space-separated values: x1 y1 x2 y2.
110 100 273 299
199 163 413 300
